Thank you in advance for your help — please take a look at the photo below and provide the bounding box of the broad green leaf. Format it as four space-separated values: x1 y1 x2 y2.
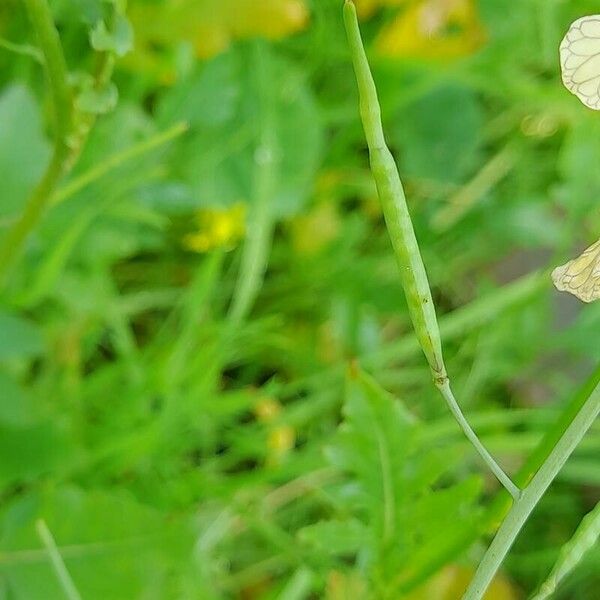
157 44 323 218
390 84 484 185
0 486 195 600
0 311 44 360
0 85 50 217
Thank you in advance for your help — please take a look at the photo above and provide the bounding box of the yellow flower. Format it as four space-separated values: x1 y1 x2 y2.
254 397 296 465
183 203 246 253
254 397 282 422
126 0 309 80
377 0 485 60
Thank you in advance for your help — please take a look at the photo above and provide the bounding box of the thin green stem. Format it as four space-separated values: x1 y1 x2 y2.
464 368 600 600
343 0 517 496
36 519 82 600
0 36 43 62
228 42 278 324
436 380 520 499
0 0 73 285
51 121 189 206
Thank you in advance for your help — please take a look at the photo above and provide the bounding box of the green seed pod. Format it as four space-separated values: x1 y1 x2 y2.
343 0 446 379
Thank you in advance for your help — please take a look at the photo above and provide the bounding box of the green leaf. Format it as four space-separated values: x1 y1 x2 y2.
0 422 74 485
390 84 483 185
0 311 44 360
0 371 38 426
158 44 323 218
325 368 482 587
76 81 118 115
1 487 195 599
90 14 133 57
298 518 368 556
0 85 50 217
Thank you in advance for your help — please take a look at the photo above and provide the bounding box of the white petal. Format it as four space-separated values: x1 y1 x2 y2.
580 18 600 38
569 37 600 56
571 54 600 83
576 77 600 96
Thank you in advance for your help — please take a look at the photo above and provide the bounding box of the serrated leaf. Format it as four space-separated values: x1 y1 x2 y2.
326 368 482 585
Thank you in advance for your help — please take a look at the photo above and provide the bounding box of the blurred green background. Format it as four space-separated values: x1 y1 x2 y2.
1 0 600 598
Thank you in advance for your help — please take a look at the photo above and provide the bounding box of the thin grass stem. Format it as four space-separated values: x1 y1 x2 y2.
36 519 82 600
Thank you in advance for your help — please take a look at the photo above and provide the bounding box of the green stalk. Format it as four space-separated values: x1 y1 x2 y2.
228 42 278 324
0 0 73 284
36 519 82 600
51 121 189 206
464 370 600 599
342 0 518 498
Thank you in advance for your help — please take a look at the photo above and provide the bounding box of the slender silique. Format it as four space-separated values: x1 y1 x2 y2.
342 0 518 499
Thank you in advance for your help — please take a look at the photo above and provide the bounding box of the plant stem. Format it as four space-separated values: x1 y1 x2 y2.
36 519 82 600
463 368 600 600
343 0 517 497
51 121 189 206
228 42 278 324
0 0 73 285
436 380 520 499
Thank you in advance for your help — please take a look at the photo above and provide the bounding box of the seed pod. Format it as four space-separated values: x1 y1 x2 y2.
343 0 446 378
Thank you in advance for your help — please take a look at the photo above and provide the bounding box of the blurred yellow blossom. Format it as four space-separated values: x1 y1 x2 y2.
267 425 296 458
354 0 407 19
183 203 246 253
254 397 295 465
127 0 308 80
377 0 485 59
290 201 340 256
254 397 281 422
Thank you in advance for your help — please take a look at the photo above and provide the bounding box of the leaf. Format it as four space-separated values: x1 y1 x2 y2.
157 44 323 218
0 371 38 426
76 81 119 115
0 311 44 360
325 368 416 553
0 487 195 599
0 85 50 217
298 518 369 556
0 422 75 485
325 367 482 586
90 13 133 57
390 84 484 185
